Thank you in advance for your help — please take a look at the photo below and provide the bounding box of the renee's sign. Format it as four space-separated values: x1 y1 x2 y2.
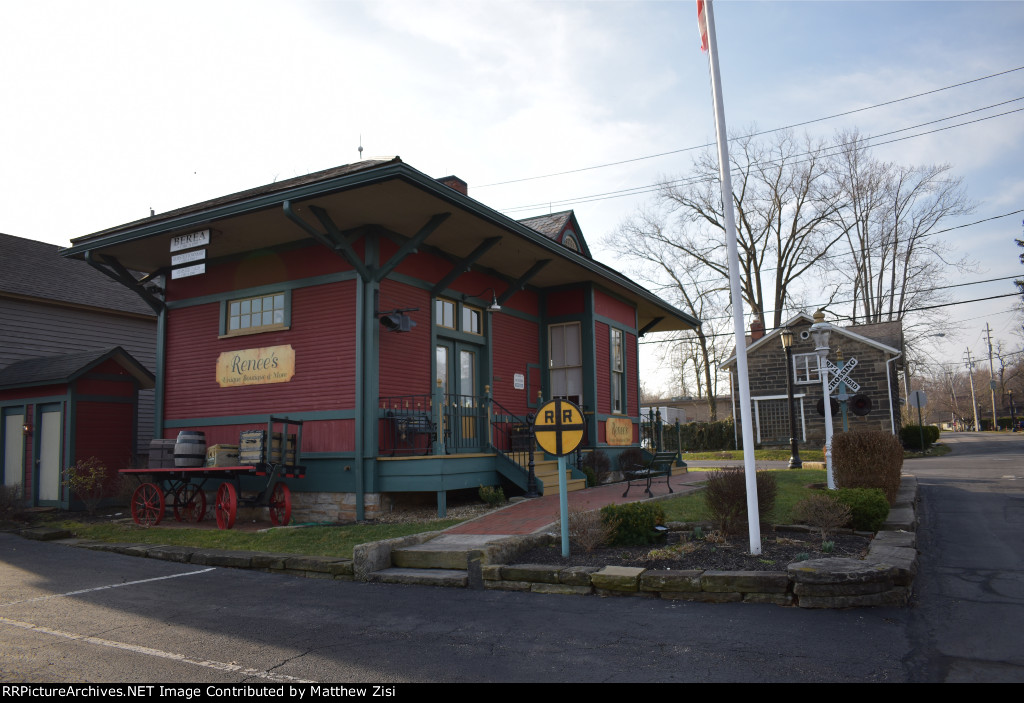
217 345 295 387
605 417 633 446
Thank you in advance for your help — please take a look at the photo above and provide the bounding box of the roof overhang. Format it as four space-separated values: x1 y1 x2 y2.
63 159 698 334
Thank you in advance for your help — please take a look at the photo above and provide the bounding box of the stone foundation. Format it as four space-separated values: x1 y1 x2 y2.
290 492 394 523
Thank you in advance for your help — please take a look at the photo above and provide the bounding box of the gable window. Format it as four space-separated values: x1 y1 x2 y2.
225 292 287 335
435 298 456 329
793 352 822 384
549 322 582 405
611 328 625 414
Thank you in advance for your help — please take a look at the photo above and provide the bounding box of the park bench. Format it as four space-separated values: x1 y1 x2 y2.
622 450 678 497
385 411 437 455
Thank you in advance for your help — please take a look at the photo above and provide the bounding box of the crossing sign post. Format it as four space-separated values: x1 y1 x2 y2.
533 399 585 556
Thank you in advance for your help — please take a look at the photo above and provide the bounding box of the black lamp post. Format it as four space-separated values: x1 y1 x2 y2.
780 328 802 469
1010 391 1016 432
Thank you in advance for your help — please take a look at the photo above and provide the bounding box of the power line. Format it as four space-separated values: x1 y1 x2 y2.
640 291 1024 344
478 65 1024 189
499 103 1024 214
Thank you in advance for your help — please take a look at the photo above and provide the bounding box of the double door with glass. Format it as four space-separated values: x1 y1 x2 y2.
435 341 485 452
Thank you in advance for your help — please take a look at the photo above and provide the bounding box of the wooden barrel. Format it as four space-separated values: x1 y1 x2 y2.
174 431 206 468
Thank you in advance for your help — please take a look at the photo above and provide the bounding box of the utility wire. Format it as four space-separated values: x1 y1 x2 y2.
479 65 1024 189
500 102 1024 214
639 292 1024 344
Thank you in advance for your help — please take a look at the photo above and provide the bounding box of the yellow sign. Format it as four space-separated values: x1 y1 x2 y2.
605 417 634 446
534 399 585 456
217 345 295 387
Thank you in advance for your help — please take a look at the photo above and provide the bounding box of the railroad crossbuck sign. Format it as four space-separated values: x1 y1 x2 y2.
825 357 860 394
534 399 585 456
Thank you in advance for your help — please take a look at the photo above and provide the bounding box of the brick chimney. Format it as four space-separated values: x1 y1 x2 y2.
750 318 765 342
436 175 467 196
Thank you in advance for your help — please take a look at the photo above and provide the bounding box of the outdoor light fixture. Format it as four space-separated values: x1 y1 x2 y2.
374 291 418 333
22 421 31 436
468 288 502 312
780 328 802 469
809 310 836 489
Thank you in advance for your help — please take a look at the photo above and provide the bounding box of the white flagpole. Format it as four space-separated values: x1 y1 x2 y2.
699 0 761 554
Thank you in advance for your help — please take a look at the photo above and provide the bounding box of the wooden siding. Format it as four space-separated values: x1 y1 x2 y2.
164 419 353 454
547 287 585 317
492 314 540 415
379 279 431 399
595 321 610 414
165 243 351 302
76 400 136 471
594 289 636 328
0 297 155 451
627 332 639 417
163 279 357 421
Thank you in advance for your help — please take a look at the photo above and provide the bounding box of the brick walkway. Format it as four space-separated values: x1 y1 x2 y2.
445 472 707 535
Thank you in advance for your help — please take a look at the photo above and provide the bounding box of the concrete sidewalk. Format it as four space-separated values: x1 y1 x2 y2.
444 471 708 536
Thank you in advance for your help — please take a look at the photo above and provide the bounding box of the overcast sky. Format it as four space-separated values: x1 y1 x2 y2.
2 1 1022 394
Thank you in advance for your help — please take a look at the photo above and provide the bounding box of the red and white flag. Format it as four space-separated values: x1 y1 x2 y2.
697 0 709 52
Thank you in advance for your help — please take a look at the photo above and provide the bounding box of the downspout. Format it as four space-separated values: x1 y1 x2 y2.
886 352 901 435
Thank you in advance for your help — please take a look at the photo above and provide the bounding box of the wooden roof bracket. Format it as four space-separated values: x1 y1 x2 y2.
430 236 500 296
498 259 550 305
84 250 165 314
638 317 664 338
282 200 372 281
375 212 451 282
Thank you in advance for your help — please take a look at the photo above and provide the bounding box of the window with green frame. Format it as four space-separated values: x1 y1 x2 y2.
225 292 287 335
611 328 625 414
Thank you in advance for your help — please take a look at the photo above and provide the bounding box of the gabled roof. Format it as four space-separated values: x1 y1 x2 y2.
0 347 155 391
61 157 699 334
518 210 592 258
720 312 902 368
0 233 155 317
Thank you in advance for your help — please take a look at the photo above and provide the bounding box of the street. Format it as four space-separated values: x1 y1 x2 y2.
1 433 1022 683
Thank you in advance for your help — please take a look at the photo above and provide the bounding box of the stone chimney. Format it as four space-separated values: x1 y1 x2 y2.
750 317 765 342
436 175 467 196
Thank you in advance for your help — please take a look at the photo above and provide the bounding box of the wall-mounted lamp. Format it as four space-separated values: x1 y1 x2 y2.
374 291 418 333
468 288 502 312
22 421 32 436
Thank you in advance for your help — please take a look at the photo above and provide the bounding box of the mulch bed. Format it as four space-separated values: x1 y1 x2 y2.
513 529 871 572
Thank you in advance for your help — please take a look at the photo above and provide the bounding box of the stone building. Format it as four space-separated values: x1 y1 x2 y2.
721 312 902 448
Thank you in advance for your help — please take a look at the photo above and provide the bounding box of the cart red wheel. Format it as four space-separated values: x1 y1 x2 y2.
174 484 206 523
215 482 237 530
268 482 292 526
131 483 165 527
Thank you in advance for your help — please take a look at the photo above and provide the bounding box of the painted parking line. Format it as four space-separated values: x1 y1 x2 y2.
0 568 217 607
0 615 315 683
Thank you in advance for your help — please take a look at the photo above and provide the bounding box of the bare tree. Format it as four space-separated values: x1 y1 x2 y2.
656 129 847 328
606 206 730 419
831 130 975 340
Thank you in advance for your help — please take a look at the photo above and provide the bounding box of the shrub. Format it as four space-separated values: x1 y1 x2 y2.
791 493 852 541
63 457 112 515
478 485 506 506
831 430 903 503
565 507 614 552
582 450 611 485
616 447 646 473
901 424 940 451
833 487 890 532
702 468 777 535
599 502 666 546
0 484 23 519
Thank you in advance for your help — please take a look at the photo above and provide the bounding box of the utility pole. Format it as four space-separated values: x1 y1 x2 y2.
985 323 999 430
946 370 960 430
965 349 980 431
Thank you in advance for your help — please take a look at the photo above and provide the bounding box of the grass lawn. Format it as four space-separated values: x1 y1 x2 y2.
661 468 827 525
682 449 825 462
51 518 464 559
